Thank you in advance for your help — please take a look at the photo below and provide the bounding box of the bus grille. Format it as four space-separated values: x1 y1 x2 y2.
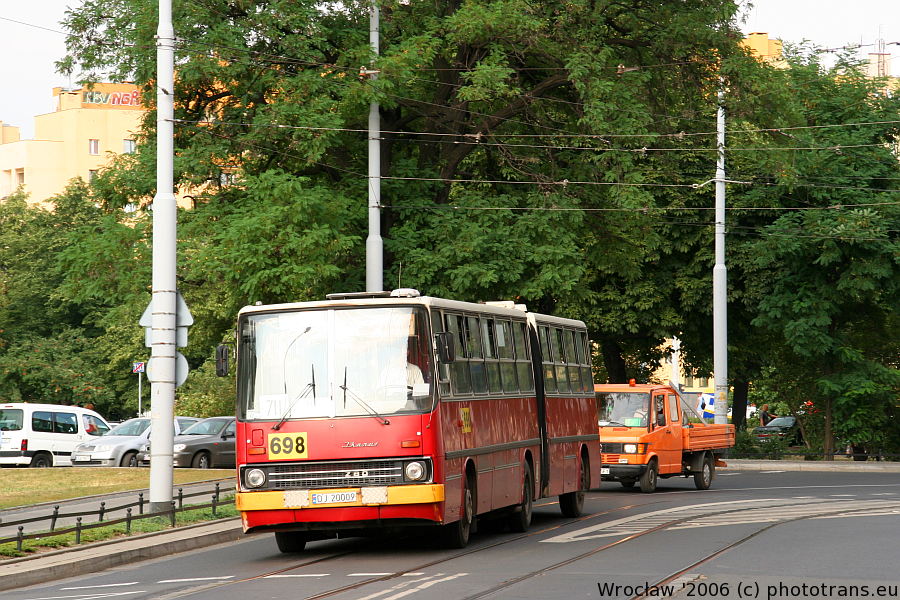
601 443 624 454
251 459 407 490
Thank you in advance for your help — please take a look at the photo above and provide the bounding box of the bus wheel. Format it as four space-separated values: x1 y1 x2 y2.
274 531 308 553
559 454 588 517
620 479 636 489
693 454 714 490
443 475 475 548
507 464 533 532
639 460 658 493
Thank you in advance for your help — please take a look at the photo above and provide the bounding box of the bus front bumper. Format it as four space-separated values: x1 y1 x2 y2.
236 484 445 533
237 484 444 512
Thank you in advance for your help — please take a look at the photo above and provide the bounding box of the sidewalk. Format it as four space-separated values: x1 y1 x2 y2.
1 461 898 592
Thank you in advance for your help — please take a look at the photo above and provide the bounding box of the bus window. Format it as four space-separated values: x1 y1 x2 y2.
552 328 570 394
575 331 591 392
446 313 472 395
466 315 488 394
432 310 451 396
481 318 502 394
496 319 518 393
513 321 534 392
565 330 581 392
539 326 557 394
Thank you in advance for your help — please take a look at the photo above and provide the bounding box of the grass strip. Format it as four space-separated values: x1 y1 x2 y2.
0 499 238 558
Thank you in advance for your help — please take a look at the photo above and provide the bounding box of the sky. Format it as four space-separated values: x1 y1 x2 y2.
1 1 898 140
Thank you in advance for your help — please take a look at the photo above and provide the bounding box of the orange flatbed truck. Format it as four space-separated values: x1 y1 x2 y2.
595 382 735 492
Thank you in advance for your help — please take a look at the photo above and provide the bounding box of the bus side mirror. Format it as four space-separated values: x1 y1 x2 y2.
215 344 230 377
434 332 456 364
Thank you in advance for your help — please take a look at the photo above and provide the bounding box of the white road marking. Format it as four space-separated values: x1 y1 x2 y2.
157 577 234 583
264 574 329 578
829 494 856 497
22 593 144 600
60 584 139 590
401 573 426 576
381 574 470 600
717 473 741 476
542 498 900 543
356 574 440 600
760 470 786 474
349 573 393 577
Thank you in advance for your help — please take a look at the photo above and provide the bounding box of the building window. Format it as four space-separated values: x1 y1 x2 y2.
88 139 100 155
88 170 99 183
123 139 136 154
16 169 25 186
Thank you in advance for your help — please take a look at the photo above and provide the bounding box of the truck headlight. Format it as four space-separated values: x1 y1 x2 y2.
624 444 638 453
245 468 267 488
404 461 426 481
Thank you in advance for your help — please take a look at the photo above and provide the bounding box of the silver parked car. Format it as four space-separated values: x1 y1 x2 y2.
137 416 236 469
72 416 199 467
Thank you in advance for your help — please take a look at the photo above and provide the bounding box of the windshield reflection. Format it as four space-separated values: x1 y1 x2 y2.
238 306 434 421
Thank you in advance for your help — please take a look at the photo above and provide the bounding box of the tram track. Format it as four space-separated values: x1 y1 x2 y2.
454 499 900 600
142 493 663 600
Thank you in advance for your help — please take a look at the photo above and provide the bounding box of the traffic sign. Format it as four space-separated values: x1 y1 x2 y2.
146 353 189 388
132 361 146 373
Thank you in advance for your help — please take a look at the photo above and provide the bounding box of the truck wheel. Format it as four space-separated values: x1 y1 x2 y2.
443 473 475 548
639 460 658 493
275 531 308 553
693 454 714 490
507 464 533 532
560 453 589 517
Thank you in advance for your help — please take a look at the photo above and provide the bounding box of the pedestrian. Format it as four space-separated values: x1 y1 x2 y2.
759 404 776 426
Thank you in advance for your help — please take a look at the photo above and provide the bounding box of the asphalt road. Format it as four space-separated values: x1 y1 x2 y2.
4 470 899 600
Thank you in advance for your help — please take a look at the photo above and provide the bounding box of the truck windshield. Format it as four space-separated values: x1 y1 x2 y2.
597 392 650 427
237 306 434 422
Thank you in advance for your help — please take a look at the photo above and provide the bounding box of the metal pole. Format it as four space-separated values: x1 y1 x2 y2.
137 370 142 416
713 86 728 425
149 0 177 513
365 0 383 292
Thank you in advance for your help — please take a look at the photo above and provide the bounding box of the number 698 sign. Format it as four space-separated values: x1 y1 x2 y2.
268 432 308 459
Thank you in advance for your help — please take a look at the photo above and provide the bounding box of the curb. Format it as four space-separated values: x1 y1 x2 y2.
721 459 900 473
0 518 243 592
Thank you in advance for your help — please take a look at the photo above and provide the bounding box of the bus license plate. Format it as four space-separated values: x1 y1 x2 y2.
311 491 358 505
600 468 610 475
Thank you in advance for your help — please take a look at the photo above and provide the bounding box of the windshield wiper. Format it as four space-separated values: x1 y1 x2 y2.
599 420 626 426
340 366 390 425
273 364 316 430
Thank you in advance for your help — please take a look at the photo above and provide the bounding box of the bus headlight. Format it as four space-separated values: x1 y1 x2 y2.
245 468 267 488
404 461 426 481
624 444 638 453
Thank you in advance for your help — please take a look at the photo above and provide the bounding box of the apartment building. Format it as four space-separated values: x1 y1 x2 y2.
0 83 143 206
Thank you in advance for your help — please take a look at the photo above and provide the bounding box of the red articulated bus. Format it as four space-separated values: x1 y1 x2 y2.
223 289 599 552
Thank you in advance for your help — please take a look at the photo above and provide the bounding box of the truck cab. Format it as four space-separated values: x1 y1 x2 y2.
596 382 734 492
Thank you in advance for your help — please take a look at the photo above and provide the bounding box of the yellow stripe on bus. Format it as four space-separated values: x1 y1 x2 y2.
236 484 445 511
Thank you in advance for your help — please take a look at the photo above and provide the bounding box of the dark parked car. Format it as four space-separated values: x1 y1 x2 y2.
752 416 802 445
138 416 236 468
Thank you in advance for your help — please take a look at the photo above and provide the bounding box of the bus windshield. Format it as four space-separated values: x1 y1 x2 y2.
597 392 650 427
237 306 434 421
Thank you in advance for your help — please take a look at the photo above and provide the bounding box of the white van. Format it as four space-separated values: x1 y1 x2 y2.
0 403 111 467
